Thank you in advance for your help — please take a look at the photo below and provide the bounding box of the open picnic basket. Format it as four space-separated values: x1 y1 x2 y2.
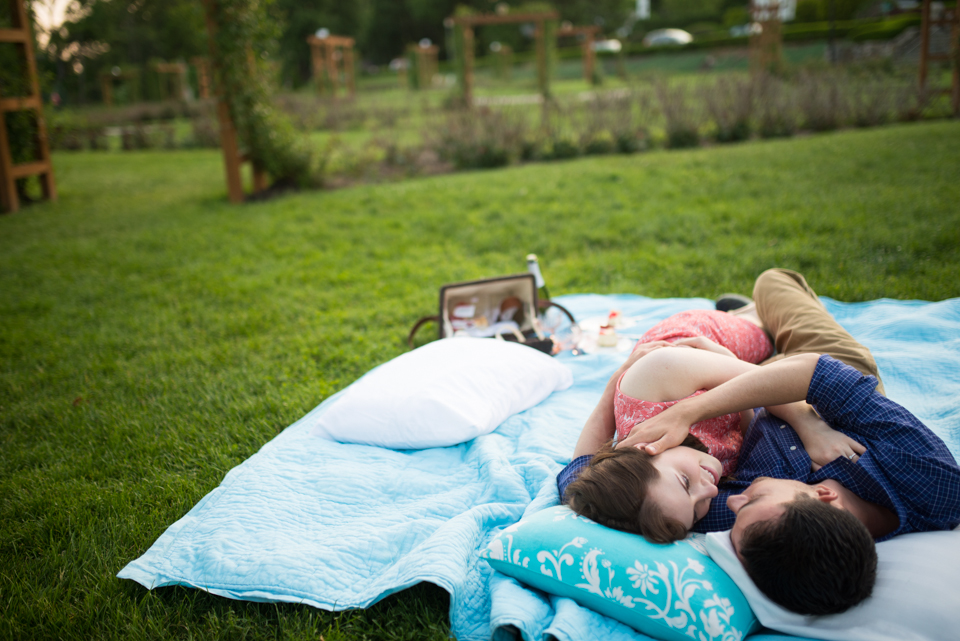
407 273 577 355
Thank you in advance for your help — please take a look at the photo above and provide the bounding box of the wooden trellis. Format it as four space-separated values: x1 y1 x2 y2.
99 67 141 106
152 61 188 101
408 42 439 90
450 10 559 108
202 0 266 203
0 0 56 213
749 1 783 74
557 24 601 84
307 34 356 99
919 0 959 116
192 57 212 99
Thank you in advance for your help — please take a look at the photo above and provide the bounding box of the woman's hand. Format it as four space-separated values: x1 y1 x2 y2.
615 402 696 455
672 335 737 359
790 407 867 471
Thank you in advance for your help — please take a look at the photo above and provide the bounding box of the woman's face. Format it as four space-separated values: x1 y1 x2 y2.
645 446 722 530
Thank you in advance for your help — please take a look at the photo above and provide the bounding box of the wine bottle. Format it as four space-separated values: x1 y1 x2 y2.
526 253 551 302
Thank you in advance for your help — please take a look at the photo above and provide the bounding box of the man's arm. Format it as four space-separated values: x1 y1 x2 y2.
621 353 822 455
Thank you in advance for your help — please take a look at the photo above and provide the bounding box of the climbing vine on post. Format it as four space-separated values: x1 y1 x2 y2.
203 0 319 193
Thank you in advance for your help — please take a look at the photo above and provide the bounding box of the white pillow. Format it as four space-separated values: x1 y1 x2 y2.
704 528 960 641
311 337 573 448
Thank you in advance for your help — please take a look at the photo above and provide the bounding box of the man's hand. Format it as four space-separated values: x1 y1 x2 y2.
790 408 866 471
672 335 737 359
615 401 695 455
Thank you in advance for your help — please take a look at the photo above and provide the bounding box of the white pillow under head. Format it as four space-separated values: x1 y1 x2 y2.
705 528 960 641
311 337 573 449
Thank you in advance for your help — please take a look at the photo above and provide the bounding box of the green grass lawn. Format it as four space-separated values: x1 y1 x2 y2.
2 121 960 640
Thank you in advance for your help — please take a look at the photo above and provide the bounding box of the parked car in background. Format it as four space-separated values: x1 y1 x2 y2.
641 28 693 47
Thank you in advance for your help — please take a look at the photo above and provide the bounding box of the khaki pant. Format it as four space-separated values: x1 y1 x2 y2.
753 269 885 395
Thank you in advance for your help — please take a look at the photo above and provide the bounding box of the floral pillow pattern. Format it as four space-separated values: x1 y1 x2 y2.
481 506 759 641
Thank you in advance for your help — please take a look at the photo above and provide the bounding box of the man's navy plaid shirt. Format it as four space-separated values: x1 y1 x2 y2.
557 355 960 540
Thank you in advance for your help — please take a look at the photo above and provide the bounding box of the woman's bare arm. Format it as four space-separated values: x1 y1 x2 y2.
619 353 823 454
571 341 673 458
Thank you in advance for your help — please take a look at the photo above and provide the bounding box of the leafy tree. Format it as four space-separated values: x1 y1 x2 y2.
46 0 206 102
659 0 724 24
51 0 206 67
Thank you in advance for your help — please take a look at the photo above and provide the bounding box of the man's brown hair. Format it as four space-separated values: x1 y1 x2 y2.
564 437 706 544
739 493 878 615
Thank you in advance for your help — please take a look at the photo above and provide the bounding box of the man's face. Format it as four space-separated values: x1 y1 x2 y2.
727 477 819 555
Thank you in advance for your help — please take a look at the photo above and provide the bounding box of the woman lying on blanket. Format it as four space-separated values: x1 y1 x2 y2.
562 307 863 543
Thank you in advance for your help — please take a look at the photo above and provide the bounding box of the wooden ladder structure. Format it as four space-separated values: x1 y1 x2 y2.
919 0 959 116
0 0 56 213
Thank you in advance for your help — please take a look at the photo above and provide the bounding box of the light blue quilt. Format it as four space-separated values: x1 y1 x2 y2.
118 294 960 641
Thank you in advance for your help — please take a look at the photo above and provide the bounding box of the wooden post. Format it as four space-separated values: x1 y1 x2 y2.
308 37 325 95
100 74 113 106
216 100 244 202
463 26 475 107
920 0 932 91
0 0 57 212
203 0 255 203
325 41 339 96
535 20 548 99
192 57 211 99
583 32 595 83
919 0 960 116
750 1 783 74
954 7 960 116
344 44 356 98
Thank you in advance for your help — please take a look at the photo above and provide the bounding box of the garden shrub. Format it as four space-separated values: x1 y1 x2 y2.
656 80 702 149
849 14 922 42
756 75 797 138
548 138 580 159
701 76 753 143
427 107 524 170
796 72 849 131
583 134 615 155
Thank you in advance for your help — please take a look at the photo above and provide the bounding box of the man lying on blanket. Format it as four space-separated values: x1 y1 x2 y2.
557 269 960 616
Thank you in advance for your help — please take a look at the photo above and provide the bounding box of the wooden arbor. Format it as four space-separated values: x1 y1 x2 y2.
307 34 356 99
152 61 188 101
918 0 959 116
100 67 141 106
450 9 559 107
408 41 439 90
202 0 267 203
749 1 783 74
0 0 56 213
556 24 601 84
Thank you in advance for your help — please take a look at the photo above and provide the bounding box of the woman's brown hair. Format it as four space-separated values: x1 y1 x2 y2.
563 435 707 544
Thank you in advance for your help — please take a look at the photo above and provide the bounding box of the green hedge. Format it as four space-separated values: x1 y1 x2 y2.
848 14 922 42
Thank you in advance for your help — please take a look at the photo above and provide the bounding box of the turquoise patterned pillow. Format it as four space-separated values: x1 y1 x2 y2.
481 505 759 641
